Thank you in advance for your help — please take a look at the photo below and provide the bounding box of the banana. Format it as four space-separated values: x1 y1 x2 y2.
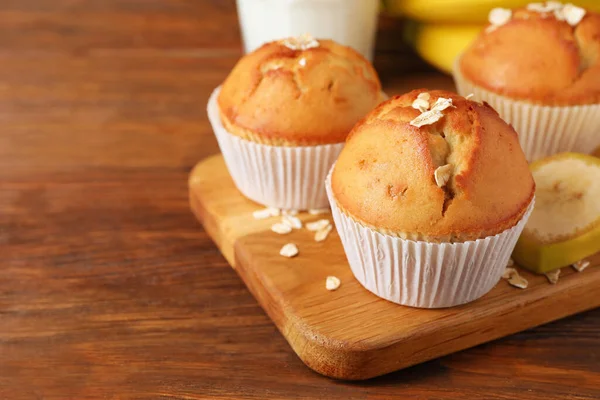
383 0 600 24
404 22 481 74
512 153 600 274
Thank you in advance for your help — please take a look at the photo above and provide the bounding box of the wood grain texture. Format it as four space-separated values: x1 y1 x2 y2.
189 155 600 380
0 0 599 398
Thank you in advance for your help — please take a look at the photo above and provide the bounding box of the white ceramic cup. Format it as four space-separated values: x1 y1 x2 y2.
236 0 380 61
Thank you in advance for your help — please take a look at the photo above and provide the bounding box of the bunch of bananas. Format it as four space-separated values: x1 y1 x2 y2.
383 0 600 74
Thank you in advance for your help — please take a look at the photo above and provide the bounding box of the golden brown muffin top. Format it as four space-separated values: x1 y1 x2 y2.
460 5 600 106
331 90 535 242
218 36 383 146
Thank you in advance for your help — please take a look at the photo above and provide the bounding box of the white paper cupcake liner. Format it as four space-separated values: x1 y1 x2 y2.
453 61 600 162
326 168 535 308
207 86 345 210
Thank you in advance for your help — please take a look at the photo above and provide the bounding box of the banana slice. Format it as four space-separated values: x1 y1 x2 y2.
513 153 600 273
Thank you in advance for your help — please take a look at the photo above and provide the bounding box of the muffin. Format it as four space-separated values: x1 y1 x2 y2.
454 3 600 162
326 90 535 308
207 35 384 210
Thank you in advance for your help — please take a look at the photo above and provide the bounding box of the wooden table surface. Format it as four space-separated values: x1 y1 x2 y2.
0 1 598 398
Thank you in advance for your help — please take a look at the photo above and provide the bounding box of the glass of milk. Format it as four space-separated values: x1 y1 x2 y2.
236 0 380 61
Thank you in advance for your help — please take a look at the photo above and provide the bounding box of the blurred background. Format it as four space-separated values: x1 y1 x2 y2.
5 0 600 179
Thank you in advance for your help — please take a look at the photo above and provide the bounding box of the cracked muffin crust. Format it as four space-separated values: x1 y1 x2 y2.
460 7 600 106
217 38 383 146
331 90 535 243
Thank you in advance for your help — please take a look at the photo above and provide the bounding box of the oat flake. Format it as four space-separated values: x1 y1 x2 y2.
417 92 431 101
271 222 292 235
553 8 566 20
308 208 329 215
253 207 280 220
314 224 333 242
281 34 319 51
563 4 586 26
572 260 590 272
546 1 565 9
280 243 299 258
545 269 561 284
282 215 303 229
410 109 443 128
527 2 562 13
325 276 341 291
502 267 517 279
508 273 528 289
489 8 512 26
306 219 330 232
430 97 454 112
502 267 528 289
412 98 429 113
434 164 453 187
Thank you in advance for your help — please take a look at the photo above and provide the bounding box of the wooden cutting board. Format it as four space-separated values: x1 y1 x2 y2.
189 154 600 380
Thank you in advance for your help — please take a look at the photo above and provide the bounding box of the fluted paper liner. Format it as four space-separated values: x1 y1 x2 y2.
453 60 600 162
207 86 344 210
326 169 535 308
